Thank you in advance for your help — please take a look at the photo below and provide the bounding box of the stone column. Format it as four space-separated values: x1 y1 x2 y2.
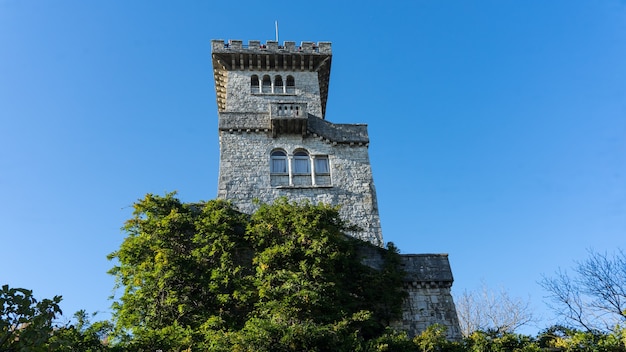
287 154 294 186
310 155 317 186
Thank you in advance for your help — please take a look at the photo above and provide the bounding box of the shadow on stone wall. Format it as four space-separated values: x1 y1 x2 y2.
357 242 461 340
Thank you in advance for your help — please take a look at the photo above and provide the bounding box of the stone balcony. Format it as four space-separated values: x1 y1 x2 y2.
270 102 308 137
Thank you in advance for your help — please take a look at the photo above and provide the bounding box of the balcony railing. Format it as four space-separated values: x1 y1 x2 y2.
270 103 307 119
270 103 308 137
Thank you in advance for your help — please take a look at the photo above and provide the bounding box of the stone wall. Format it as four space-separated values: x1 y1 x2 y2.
393 254 461 339
225 70 324 119
217 131 383 246
358 245 461 339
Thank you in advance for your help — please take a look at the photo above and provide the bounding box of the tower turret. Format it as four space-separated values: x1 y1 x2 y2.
211 39 382 245
210 39 462 339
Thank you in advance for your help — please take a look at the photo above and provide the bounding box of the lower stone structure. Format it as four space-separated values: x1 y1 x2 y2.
393 254 461 339
358 245 461 339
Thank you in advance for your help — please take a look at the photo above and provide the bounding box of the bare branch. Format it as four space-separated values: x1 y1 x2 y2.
540 249 626 332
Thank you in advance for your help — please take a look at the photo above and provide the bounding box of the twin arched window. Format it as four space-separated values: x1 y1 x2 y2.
270 149 331 187
270 149 330 175
251 75 295 94
270 149 311 175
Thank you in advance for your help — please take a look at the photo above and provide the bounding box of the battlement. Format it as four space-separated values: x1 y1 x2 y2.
211 39 331 54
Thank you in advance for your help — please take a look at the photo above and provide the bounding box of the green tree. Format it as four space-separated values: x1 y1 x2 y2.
463 330 541 352
108 194 407 351
537 325 626 352
50 310 114 352
0 284 62 351
108 193 252 349
245 199 405 335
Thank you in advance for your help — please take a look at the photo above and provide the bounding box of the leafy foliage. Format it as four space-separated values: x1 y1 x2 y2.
0 285 113 351
107 193 252 348
8 192 626 351
50 310 115 352
107 194 406 351
0 284 62 351
536 325 626 352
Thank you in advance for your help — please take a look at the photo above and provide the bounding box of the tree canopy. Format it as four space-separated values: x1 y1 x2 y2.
5 193 626 351
107 193 406 351
0 285 62 351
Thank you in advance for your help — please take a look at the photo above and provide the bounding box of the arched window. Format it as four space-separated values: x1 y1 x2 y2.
250 75 259 93
262 75 272 93
274 75 284 93
286 75 295 93
292 150 310 174
270 150 287 174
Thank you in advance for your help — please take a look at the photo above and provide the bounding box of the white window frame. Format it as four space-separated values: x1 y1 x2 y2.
270 150 288 174
314 156 330 175
292 151 310 175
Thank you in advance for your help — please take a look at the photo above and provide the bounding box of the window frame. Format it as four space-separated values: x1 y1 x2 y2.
261 75 272 93
273 75 284 94
270 150 288 175
286 75 295 93
292 150 310 175
250 75 260 93
314 156 330 175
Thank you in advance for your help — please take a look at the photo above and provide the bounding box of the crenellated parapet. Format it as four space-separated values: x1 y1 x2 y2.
211 39 331 54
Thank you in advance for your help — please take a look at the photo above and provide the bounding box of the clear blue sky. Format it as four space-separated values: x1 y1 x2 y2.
2 0 625 333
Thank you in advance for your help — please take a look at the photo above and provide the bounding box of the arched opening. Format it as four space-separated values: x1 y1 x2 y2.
274 75 284 94
250 75 259 93
286 75 295 93
262 75 271 93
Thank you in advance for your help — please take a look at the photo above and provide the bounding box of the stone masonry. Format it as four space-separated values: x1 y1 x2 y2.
212 39 381 245
211 39 461 339
359 245 461 338
395 254 461 338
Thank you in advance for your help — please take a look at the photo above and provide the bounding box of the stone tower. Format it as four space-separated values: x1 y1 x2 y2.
211 39 382 246
211 39 461 339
